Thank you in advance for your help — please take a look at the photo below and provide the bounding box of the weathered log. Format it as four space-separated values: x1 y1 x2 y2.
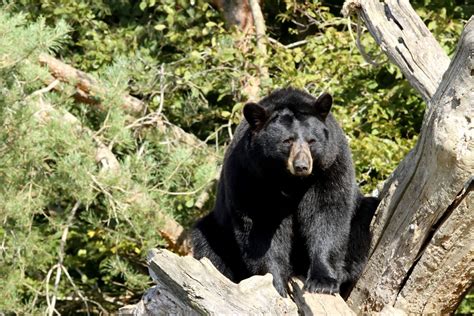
342 0 450 103
119 249 357 315
39 53 145 115
347 16 474 314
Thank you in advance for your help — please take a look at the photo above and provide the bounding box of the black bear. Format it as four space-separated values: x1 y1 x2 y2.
191 88 378 297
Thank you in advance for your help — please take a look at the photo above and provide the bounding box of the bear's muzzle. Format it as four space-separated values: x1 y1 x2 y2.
287 142 313 177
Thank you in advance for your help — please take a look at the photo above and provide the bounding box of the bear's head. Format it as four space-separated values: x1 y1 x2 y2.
243 88 335 178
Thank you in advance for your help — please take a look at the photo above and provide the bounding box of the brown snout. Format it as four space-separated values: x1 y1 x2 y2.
287 142 313 177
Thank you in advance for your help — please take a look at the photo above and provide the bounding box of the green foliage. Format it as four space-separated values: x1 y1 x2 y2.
0 0 471 313
457 290 474 315
0 8 218 313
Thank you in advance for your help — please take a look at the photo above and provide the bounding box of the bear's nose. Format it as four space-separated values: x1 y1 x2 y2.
293 159 311 176
294 162 308 173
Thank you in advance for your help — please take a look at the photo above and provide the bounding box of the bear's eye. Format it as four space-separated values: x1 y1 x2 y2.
308 139 316 145
283 138 294 144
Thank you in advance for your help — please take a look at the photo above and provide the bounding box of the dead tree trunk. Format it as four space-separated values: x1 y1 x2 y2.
212 0 255 33
342 1 473 313
121 2 473 314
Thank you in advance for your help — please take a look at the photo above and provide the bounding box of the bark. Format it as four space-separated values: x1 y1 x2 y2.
248 0 266 56
212 0 267 101
342 0 450 103
212 0 254 33
341 1 474 312
247 0 269 102
119 249 357 315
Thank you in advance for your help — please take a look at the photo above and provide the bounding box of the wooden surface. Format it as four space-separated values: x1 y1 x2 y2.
119 249 356 315
347 16 474 313
342 0 450 102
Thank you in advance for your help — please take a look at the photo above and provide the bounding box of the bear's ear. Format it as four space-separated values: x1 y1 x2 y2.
314 92 333 119
243 102 268 131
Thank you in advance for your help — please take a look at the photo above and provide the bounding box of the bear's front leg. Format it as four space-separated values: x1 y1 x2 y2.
300 207 351 294
262 215 294 297
269 267 290 297
304 248 342 294
241 215 293 297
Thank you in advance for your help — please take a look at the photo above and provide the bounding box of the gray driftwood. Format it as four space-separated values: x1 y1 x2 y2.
119 249 356 315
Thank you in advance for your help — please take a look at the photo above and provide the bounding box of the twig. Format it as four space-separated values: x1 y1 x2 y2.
47 201 83 316
156 180 213 196
89 173 119 221
284 40 309 49
56 296 108 314
347 16 357 45
355 13 384 66
156 63 165 116
45 265 60 316
60 265 92 315
29 79 60 98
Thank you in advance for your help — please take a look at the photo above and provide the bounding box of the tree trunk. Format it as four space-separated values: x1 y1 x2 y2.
342 1 473 313
212 0 255 33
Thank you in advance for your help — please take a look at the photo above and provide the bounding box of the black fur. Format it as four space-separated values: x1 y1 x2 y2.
340 196 379 298
191 88 379 297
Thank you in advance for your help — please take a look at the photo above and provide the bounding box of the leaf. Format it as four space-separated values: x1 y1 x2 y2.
185 199 194 208
221 110 231 118
154 24 166 31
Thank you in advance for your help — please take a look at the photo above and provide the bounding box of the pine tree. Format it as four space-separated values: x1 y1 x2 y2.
0 10 218 314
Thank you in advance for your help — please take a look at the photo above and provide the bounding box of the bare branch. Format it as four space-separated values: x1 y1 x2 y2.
38 53 145 114
46 201 86 316
342 0 450 102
